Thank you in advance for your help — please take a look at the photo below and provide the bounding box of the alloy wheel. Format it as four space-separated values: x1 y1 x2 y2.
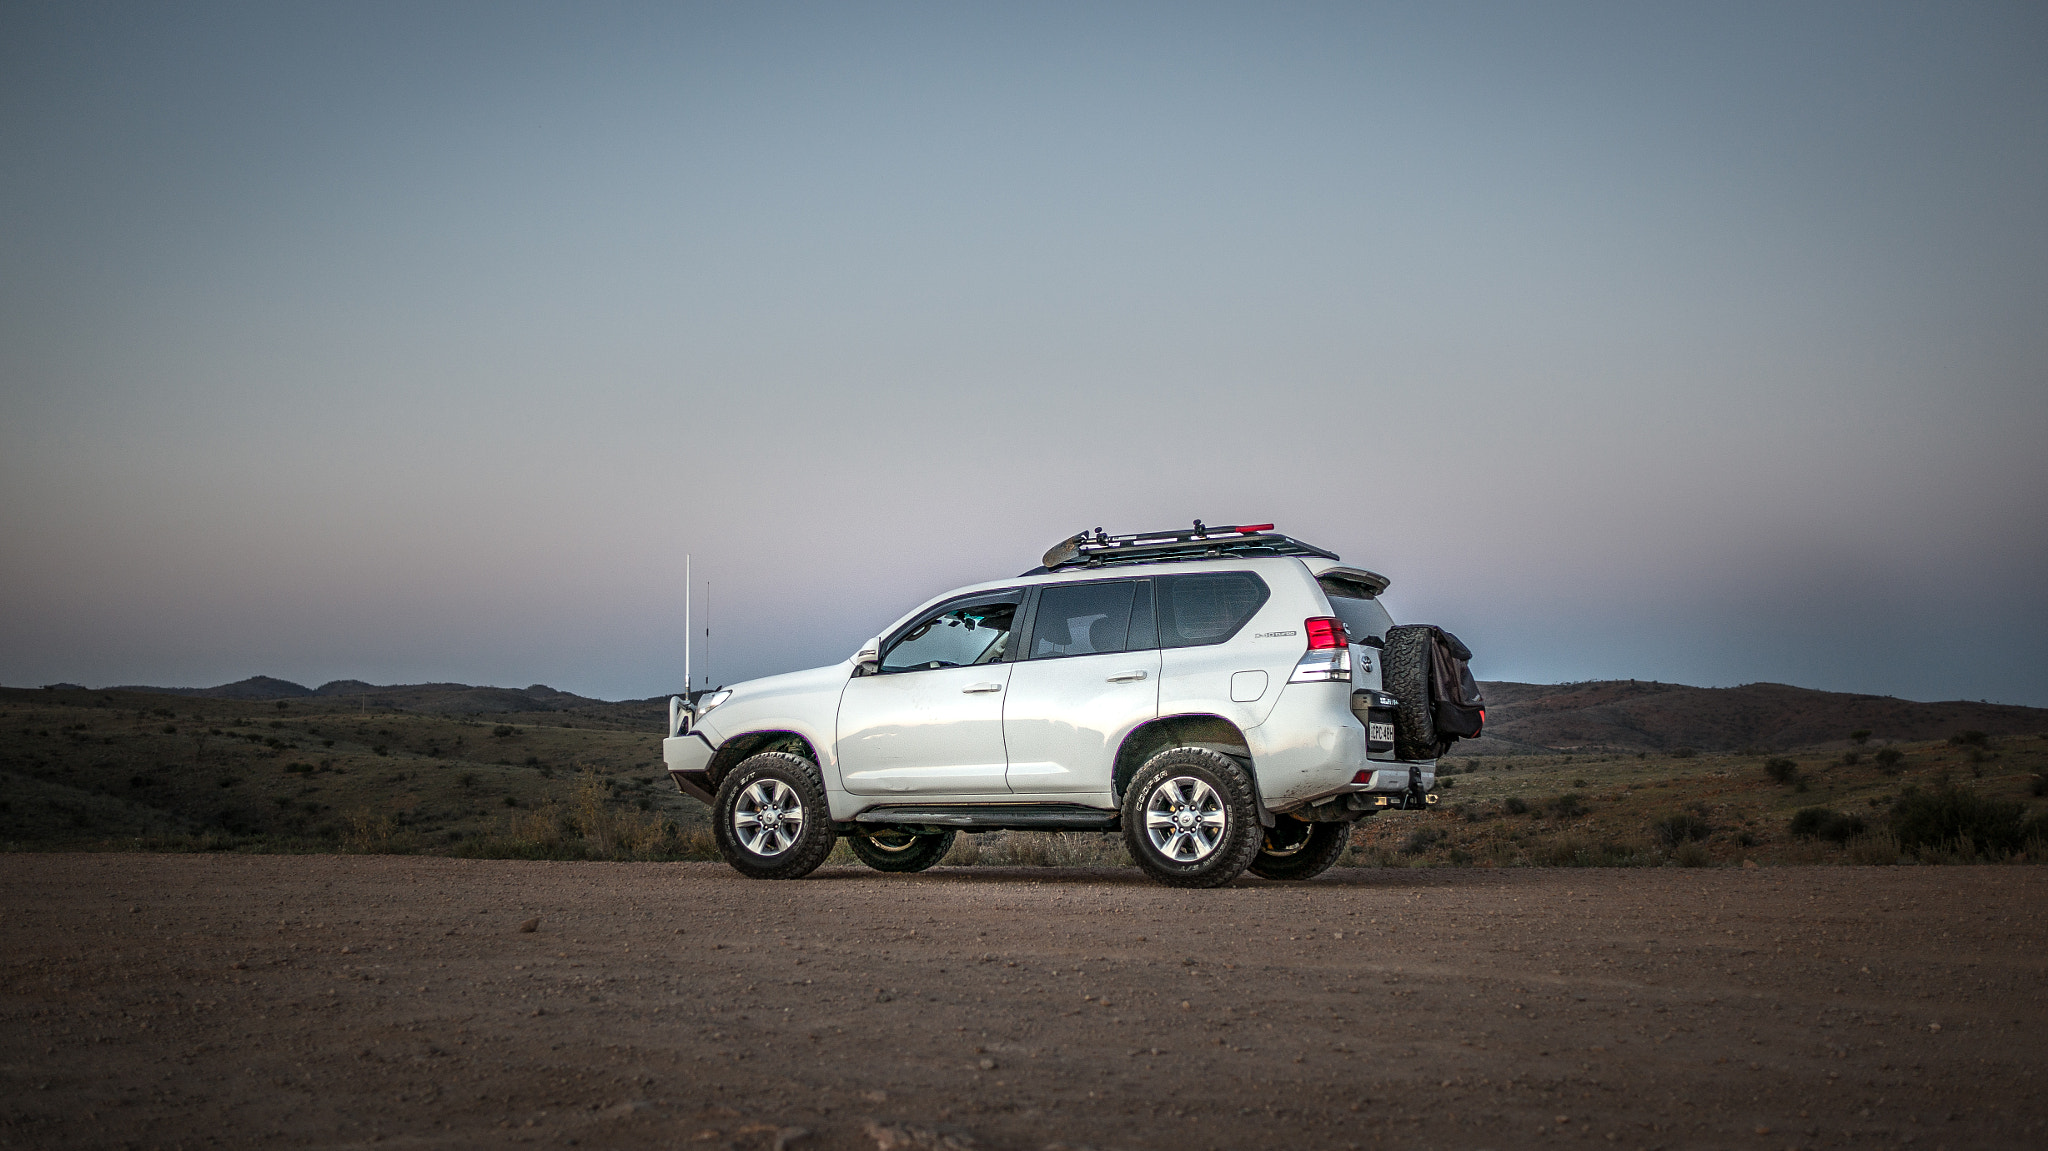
1144 775 1228 862
732 778 804 856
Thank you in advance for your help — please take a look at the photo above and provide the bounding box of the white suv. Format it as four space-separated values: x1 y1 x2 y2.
662 523 1475 888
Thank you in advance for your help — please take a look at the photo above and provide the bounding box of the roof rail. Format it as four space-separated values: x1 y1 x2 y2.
1033 521 1339 573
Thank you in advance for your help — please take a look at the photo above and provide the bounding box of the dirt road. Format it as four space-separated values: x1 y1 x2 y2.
3 855 2042 1150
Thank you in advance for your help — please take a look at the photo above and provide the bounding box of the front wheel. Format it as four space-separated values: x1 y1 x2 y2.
847 829 957 873
711 752 837 880
1121 747 1262 888
1246 816 1351 880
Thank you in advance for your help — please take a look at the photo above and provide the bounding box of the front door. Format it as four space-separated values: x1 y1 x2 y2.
836 590 1021 796
1004 579 1160 795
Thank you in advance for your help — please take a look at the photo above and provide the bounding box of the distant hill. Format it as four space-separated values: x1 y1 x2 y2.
79 674 2048 756
102 677 669 726
1467 679 2048 755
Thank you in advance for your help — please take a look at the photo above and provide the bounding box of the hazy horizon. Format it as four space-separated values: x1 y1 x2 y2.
4 3 2045 705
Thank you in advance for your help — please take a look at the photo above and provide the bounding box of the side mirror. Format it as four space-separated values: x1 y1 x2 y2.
853 638 881 677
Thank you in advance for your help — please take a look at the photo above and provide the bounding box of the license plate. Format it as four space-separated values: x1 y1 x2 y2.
1368 722 1395 744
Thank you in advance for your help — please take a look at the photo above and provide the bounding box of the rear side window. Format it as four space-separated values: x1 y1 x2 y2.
1157 572 1269 648
1030 580 1140 657
1319 578 1394 643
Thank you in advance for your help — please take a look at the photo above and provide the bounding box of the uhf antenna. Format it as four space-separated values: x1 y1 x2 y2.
683 553 692 702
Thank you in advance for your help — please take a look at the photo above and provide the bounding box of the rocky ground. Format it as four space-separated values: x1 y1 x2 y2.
2 854 2043 1150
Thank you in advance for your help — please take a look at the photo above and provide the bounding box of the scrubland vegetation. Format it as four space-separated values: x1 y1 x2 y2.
4 685 2043 868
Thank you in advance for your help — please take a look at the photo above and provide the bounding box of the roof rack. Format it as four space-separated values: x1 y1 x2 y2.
1033 520 1340 573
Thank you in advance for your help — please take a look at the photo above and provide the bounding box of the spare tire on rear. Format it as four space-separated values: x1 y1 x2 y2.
1381 625 1440 761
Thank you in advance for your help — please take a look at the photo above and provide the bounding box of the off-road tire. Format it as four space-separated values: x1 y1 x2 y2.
1247 816 1351 880
1120 747 1262 889
847 829 957 873
711 752 837 880
1382 624 1441 761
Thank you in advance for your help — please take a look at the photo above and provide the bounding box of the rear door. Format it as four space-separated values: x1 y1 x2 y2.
1002 579 1160 795
837 590 1022 795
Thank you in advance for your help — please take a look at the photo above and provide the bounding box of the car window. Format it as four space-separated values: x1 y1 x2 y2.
1319 579 1394 643
1156 571 1269 648
880 594 1021 673
1029 580 1141 658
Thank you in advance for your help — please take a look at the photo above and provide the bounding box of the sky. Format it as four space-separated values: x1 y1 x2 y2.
2 1 2045 705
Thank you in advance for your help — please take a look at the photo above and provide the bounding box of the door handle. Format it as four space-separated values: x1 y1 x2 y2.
962 682 1003 693
1105 670 1149 683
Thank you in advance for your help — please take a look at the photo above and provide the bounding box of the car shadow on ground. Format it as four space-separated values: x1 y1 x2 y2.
799 864 1460 889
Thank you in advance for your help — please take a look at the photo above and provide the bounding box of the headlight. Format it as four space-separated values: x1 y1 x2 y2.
695 690 732 718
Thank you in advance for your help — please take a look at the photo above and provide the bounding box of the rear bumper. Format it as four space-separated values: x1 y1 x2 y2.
1248 683 1435 812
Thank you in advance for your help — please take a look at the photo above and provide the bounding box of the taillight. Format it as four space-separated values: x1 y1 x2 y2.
1289 617 1355 684
1304 616 1349 650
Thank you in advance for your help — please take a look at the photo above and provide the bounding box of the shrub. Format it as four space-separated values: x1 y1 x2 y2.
1839 751 1861 766
1844 829 1902 865
1673 841 1712 868
1400 827 1446 855
1850 729 1873 745
1535 835 1642 867
1889 782 2029 856
1670 747 1697 759
1764 758 1799 784
1654 812 1712 848
1503 796 1529 816
1948 730 1989 748
1873 747 1903 771
1790 807 1867 843
493 725 516 737
2032 774 2047 798
1548 793 1588 819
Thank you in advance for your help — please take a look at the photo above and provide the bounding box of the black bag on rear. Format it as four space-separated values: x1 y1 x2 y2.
1427 628 1485 743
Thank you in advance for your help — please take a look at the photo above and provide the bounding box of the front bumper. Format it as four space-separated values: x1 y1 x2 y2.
663 732 718 804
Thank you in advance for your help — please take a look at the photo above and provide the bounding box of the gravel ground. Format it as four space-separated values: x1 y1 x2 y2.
2 854 2043 1150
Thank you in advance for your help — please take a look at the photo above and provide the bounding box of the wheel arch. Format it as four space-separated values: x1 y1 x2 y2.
1112 714 1255 803
706 730 820 790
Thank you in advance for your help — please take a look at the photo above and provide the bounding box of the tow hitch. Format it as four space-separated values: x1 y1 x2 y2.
1365 790 1439 810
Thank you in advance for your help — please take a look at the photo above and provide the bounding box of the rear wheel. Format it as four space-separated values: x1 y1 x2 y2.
711 752 837 880
847 829 957 873
1121 747 1261 888
1247 816 1351 880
